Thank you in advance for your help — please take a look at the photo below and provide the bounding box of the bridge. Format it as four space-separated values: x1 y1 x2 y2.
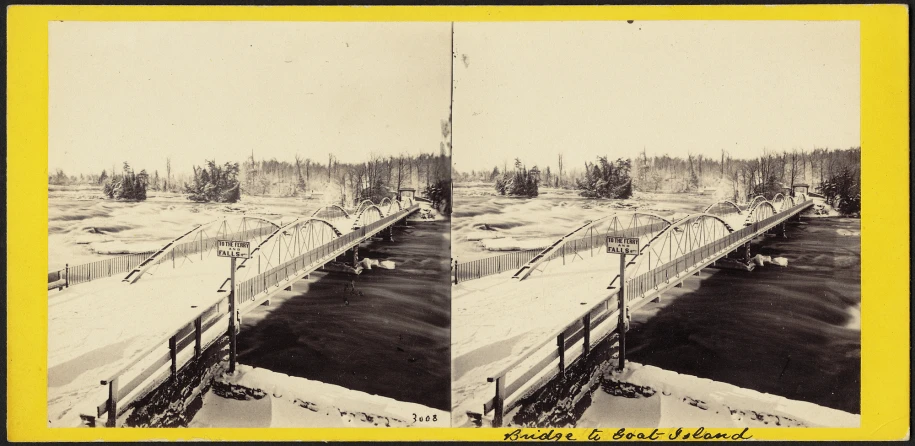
47 197 420 427
451 193 812 427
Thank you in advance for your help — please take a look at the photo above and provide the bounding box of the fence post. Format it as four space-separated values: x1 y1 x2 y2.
106 377 119 427
194 316 202 358
169 336 178 377
492 375 505 428
557 333 566 378
583 313 591 357
453 261 458 284
65 264 69 288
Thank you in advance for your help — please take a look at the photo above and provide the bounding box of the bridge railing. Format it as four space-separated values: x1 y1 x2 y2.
94 297 230 427
90 204 418 427
453 249 544 283
236 205 419 304
452 221 669 285
50 252 156 289
151 225 276 267
481 198 812 426
49 226 277 290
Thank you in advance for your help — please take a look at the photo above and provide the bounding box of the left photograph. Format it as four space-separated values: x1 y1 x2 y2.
47 21 452 428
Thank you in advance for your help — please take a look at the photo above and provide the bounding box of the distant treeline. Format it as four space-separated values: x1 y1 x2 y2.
53 118 453 212
53 152 449 208
457 147 861 212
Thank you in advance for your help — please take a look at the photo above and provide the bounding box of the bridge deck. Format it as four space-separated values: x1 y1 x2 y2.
47 205 418 427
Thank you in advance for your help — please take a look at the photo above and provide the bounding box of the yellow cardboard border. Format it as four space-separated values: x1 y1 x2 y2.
7 5 909 441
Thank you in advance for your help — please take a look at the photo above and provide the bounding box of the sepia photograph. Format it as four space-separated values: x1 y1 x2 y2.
5 4 908 441
46 21 452 428
451 21 861 429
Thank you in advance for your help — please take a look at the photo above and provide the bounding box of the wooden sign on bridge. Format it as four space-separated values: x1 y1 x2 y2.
606 236 639 255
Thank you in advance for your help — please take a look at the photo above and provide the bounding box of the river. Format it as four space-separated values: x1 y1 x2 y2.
626 216 861 414
233 219 452 411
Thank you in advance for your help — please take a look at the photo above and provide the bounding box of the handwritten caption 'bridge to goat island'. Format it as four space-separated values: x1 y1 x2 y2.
502 427 754 441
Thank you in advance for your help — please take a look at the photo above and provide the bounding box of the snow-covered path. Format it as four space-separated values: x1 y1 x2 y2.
451 251 624 425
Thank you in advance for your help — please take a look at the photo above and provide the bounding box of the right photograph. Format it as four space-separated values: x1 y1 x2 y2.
450 21 861 429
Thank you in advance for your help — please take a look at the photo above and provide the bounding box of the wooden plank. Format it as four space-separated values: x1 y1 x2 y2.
117 350 171 402
504 349 560 398
565 325 586 350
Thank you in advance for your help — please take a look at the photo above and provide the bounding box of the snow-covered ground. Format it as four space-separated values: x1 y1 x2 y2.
451 252 625 426
190 365 449 428
576 363 859 428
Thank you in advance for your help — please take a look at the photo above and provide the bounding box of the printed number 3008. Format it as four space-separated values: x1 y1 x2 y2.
412 413 437 422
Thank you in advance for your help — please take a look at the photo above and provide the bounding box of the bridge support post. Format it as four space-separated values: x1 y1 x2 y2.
617 254 627 372
352 245 360 266
743 242 751 260
780 222 788 239
582 313 591 358
228 257 237 374
651 294 662 303
105 378 119 427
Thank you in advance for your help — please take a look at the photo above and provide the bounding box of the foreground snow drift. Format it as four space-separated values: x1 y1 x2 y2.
585 362 860 428
196 365 449 428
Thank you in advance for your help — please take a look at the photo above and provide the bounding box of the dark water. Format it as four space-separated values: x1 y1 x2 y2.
235 221 451 411
627 217 861 414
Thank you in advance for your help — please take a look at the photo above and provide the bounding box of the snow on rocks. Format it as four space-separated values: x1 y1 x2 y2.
605 362 859 428
750 254 789 268
771 257 788 267
215 365 449 427
357 258 396 270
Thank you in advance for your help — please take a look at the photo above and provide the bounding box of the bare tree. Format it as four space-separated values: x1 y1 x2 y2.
165 158 172 192
557 153 564 188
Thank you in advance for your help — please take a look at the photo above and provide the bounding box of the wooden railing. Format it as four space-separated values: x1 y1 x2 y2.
90 204 419 427
481 199 813 426
95 298 229 427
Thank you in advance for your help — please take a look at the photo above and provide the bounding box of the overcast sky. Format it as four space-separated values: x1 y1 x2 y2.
49 22 451 176
453 21 860 174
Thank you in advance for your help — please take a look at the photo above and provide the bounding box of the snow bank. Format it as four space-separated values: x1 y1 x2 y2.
750 254 788 267
611 363 859 428
90 240 163 255
771 257 788 267
219 365 449 427
480 237 550 252
464 231 504 242
357 258 396 270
